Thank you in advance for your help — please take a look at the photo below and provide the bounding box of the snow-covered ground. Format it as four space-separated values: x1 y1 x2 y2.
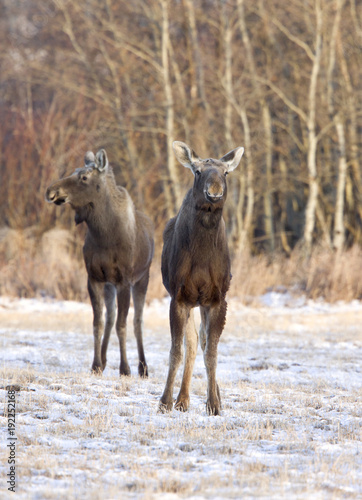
1 292 361 499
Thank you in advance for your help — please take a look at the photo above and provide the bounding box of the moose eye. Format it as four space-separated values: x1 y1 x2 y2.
81 175 88 182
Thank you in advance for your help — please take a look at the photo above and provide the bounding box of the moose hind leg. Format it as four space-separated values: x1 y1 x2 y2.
116 286 131 376
175 309 198 412
101 283 116 371
159 300 188 413
202 302 226 416
132 271 150 378
88 279 105 374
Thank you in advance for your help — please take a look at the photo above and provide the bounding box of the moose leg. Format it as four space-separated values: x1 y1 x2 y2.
131 271 149 378
199 306 207 352
175 309 198 412
116 285 131 376
101 283 117 371
88 278 105 374
201 301 227 416
159 299 189 412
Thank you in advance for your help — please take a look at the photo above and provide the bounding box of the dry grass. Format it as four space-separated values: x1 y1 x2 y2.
2 364 361 499
0 227 88 301
2 227 362 304
1 301 361 499
231 243 362 303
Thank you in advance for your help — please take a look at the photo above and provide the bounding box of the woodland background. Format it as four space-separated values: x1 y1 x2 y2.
0 0 361 302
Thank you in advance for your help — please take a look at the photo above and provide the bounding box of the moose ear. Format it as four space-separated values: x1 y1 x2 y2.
95 149 109 172
220 147 244 172
84 151 95 165
173 141 200 174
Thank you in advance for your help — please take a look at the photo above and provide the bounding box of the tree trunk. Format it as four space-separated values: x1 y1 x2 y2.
333 117 347 251
279 158 292 256
182 0 208 111
262 104 275 252
160 0 181 211
235 107 254 253
221 3 233 150
303 0 323 254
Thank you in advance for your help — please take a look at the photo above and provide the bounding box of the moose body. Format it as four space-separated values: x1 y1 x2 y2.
46 149 154 377
160 141 244 415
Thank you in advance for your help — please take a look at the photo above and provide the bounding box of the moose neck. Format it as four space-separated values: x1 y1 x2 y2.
194 203 224 231
82 179 136 250
192 188 225 232
178 189 225 239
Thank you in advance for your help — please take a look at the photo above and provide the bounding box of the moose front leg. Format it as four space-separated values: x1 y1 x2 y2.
159 299 189 412
201 301 227 416
88 279 105 374
175 309 198 412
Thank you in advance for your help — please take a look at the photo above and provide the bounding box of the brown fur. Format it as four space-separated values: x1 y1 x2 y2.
46 149 154 377
159 141 244 415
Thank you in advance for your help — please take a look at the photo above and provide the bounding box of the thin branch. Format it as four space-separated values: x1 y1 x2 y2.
273 119 306 152
252 75 308 123
271 17 315 62
30 62 114 109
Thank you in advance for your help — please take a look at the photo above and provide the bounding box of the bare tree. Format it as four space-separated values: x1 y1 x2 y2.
326 0 347 251
1 0 362 289
237 0 275 252
259 0 324 254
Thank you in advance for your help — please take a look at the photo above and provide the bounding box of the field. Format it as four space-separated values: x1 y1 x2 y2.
1 293 361 499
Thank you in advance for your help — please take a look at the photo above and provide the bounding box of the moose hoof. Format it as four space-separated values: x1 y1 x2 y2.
120 364 131 377
158 399 173 413
138 362 148 378
206 399 222 416
174 398 190 412
101 359 107 371
91 363 103 375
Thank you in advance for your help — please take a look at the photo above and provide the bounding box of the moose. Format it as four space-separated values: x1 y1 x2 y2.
159 141 244 416
46 149 154 377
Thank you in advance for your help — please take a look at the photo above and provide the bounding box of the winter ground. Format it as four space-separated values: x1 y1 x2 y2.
1 293 361 499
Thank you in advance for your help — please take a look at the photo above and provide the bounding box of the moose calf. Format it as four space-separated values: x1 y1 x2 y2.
159 141 244 415
46 149 154 377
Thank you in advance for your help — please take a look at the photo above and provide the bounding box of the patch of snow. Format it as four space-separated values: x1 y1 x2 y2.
1 296 361 499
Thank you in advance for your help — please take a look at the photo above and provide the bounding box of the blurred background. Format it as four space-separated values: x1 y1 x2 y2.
0 0 361 302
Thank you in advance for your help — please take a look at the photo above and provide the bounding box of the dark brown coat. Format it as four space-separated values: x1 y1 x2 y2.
159 141 244 415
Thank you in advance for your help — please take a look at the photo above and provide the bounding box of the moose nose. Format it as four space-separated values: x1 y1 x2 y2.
205 182 224 202
45 188 56 202
206 191 223 201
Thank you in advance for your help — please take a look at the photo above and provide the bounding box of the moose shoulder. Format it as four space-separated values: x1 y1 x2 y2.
160 141 244 416
46 149 154 377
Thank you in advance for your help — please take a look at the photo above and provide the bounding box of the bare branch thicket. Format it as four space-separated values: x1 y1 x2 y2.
0 0 361 268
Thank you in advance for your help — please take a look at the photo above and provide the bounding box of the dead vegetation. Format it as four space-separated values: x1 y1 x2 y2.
1 0 361 282
1 226 362 303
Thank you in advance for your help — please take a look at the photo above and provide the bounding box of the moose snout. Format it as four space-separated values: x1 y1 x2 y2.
204 182 224 202
45 185 68 205
45 187 56 202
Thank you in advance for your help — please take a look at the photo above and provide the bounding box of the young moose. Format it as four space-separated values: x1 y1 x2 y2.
160 141 244 415
46 149 154 377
